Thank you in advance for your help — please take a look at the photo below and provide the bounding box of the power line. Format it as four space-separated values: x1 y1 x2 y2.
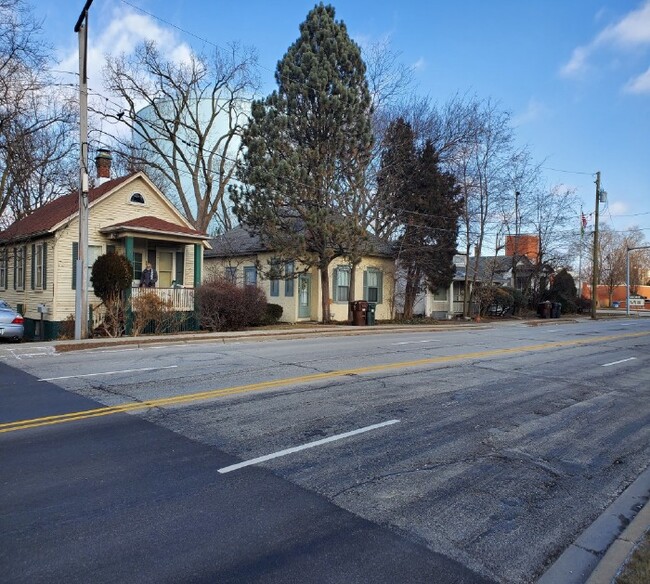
541 166 596 177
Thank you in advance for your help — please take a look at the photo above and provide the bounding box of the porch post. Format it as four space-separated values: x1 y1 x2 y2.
124 236 134 335
193 243 202 286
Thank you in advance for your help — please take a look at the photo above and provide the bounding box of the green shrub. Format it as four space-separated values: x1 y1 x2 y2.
261 303 283 325
90 253 133 303
90 253 132 336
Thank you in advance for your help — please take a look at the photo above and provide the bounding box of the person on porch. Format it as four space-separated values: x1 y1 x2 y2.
140 262 158 288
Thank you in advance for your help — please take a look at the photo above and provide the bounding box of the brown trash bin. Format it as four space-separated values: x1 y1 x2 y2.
351 300 369 326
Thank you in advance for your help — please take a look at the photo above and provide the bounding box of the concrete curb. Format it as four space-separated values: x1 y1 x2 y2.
9 322 492 354
538 465 650 584
585 500 650 584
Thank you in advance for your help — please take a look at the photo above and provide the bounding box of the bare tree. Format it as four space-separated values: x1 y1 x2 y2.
101 41 259 233
0 0 76 225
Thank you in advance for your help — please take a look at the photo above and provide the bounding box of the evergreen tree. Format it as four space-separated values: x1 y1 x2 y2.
379 124 462 318
232 3 373 322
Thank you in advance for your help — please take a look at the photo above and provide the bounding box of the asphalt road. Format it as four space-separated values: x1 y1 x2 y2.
1 318 649 583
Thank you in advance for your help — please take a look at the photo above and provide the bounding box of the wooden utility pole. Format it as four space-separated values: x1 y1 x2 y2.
74 0 93 339
590 171 600 320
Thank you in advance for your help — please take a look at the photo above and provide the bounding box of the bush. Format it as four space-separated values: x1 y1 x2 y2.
502 287 526 315
195 278 267 331
576 296 592 314
90 253 132 336
58 314 75 340
91 253 132 303
542 268 579 313
130 291 179 336
260 303 283 326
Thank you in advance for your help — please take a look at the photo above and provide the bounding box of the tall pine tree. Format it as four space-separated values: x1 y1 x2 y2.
379 119 462 318
232 4 373 322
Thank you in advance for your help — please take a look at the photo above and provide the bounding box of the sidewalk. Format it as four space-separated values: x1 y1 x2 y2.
31 321 492 353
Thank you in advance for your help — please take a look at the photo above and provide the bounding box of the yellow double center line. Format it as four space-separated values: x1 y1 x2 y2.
1 330 648 435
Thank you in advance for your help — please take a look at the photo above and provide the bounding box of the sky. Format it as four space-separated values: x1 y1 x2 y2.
32 0 650 240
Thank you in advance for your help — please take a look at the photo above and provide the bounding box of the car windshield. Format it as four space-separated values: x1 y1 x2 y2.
0 300 11 309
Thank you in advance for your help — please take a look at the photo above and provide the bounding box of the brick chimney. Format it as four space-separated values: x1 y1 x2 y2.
505 234 539 261
95 149 112 185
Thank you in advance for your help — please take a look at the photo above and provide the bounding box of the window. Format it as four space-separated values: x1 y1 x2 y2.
269 259 280 297
14 246 26 290
284 261 294 297
333 266 350 302
71 243 101 290
130 192 145 204
224 266 237 284
244 266 257 286
133 252 143 281
32 243 47 290
364 268 383 304
0 248 7 289
432 287 448 301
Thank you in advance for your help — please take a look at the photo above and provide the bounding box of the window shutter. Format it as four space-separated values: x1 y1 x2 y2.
42 243 47 289
175 251 184 285
363 270 368 301
332 268 338 300
377 271 383 304
13 247 17 290
72 242 78 289
31 244 36 289
22 247 26 288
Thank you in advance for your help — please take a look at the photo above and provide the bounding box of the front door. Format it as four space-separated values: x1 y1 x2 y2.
158 251 174 288
298 274 311 318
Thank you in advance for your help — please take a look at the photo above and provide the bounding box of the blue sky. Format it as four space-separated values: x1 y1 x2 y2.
35 0 650 238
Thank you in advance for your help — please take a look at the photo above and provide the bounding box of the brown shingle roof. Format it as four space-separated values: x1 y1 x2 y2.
100 216 206 238
0 174 135 243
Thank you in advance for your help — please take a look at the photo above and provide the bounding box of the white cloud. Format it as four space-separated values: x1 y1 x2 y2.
56 6 191 94
609 201 629 215
412 57 426 71
625 65 650 93
560 0 650 79
597 1 650 48
513 98 550 126
560 46 591 78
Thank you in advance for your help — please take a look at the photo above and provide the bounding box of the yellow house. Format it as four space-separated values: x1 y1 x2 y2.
0 152 210 340
204 226 396 323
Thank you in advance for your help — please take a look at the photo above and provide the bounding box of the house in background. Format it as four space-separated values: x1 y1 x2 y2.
0 150 210 340
410 235 549 319
204 226 396 322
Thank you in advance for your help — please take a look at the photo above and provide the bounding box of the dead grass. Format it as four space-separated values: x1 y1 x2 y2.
616 534 650 584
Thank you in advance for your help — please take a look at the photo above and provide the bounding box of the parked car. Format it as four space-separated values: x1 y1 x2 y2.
0 300 24 341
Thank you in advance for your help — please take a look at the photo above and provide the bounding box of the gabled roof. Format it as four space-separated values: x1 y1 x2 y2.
453 255 535 283
99 216 206 240
206 225 395 259
0 174 134 243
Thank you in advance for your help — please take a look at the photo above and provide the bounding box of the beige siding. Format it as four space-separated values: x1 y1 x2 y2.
0 240 56 320
205 253 396 323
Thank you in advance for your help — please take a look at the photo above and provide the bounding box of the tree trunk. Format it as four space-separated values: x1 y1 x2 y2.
403 265 420 319
320 266 331 323
463 241 471 317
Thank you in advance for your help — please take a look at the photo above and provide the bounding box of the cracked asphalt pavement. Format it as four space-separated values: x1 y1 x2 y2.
1 318 649 583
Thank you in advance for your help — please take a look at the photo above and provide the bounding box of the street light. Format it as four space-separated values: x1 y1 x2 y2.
74 0 93 339
626 245 650 316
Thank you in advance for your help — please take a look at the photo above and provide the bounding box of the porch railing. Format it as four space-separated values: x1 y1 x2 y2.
131 286 195 311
